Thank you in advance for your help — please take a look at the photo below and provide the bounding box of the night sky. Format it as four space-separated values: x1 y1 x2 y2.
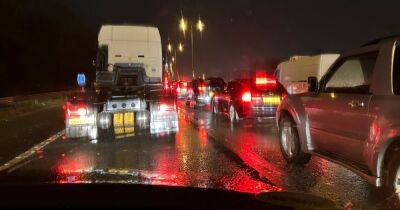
1 0 400 96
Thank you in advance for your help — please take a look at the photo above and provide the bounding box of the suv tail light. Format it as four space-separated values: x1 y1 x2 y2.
241 92 252 102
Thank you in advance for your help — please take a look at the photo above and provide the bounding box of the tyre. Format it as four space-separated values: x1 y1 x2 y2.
279 115 311 164
384 153 400 202
229 105 238 123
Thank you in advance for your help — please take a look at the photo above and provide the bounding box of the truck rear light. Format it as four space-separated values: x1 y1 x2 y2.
159 103 175 112
77 107 87 116
241 92 252 102
66 104 88 117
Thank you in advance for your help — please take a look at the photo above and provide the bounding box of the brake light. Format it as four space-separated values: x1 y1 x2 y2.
256 77 277 87
177 87 181 93
255 77 268 85
159 103 175 112
66 104 88 117
198 86 206 92
183 82 188 87
77 108 87 116
160 104 169 111
241 92 252 102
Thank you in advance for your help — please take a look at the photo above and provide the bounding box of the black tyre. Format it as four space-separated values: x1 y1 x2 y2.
279 115 311 164
384 153 400 202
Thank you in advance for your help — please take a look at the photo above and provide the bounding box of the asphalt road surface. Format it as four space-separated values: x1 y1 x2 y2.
0 102 398 209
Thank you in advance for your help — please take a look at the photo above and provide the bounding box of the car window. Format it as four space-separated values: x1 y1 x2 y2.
324 52 378 94
393 44 400 95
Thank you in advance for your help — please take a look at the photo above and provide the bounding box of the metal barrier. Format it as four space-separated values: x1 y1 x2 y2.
0 91 73 108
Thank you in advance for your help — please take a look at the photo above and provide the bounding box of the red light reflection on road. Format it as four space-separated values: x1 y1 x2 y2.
55 152 94 183
229 130 285 186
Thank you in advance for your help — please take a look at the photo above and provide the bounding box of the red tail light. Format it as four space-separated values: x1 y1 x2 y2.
159 103 175 111
66 103 88 117
198 85 206 92
241 92 252 102
176 87 187 93
256 77 277 88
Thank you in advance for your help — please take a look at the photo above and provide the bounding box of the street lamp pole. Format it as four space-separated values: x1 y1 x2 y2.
191 24 195 78
180 16 204 79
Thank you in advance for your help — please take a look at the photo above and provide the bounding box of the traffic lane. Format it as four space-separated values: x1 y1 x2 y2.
0 111 278 194
0 106 64 164
183 105 394 209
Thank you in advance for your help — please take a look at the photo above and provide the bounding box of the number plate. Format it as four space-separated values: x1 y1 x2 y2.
262 96 281 105
113 112 135 127
68 117 93 125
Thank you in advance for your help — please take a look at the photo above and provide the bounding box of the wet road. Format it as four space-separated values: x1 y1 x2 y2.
0 102 398 209
0 107 274 194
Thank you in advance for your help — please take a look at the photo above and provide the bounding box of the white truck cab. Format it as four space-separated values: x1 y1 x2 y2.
95 25 163 90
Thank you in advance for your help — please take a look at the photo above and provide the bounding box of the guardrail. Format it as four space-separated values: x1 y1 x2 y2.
0 91 78 121
0 91 73 108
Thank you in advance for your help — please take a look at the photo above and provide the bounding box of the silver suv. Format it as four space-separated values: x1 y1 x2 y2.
276 36 400 199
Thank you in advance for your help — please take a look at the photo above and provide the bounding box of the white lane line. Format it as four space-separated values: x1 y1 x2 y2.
0 129 65 172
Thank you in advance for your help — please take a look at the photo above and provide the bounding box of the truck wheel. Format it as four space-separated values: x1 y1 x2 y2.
279 115 311 164
384 153 400 202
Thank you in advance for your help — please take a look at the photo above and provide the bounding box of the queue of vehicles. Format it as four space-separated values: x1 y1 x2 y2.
176 36 400 201
61 24 400 202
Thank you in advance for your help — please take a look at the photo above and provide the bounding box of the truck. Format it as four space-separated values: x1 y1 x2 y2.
276 54 339 94
92 25 178 135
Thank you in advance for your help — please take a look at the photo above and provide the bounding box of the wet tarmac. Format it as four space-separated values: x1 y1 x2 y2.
0 102 399 209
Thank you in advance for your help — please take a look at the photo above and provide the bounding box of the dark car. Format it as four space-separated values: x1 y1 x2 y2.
212 74 284 122
205 77 226 99
174 80 190 99
186 78 206 107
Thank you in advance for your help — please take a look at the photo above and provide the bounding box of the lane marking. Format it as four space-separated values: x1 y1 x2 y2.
0 129 65 173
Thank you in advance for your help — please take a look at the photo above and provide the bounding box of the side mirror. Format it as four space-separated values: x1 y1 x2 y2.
308 77 318 93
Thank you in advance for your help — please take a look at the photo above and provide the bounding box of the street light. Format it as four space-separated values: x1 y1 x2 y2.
178 43 184 52
197 18 204 32
178 16 205 78
179 17 187 35
167 43 172 52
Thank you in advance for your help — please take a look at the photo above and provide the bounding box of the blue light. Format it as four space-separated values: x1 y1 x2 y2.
77 73 86 87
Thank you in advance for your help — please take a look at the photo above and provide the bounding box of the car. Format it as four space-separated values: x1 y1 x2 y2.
204 77 225 103
212 73 284 122
276 36 400 200
174 81 190 99
185 78 207 108
64 91 98 140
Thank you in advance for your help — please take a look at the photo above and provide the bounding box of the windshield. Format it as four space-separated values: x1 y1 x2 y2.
2 1 400 209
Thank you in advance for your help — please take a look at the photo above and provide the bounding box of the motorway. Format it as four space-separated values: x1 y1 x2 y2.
0 101 398 209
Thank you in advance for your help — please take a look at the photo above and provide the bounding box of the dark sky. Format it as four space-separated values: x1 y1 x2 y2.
2 0 400 96
64 0 400 79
